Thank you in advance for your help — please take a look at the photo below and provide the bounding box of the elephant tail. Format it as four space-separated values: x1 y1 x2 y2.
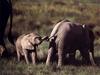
41 36 48 41
8 0 15 45
49 19 68 41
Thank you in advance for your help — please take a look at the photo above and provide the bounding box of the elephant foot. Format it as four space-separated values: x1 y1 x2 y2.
57 62 62 68
57 63 62 68
32 61 36 65
46 61 51 66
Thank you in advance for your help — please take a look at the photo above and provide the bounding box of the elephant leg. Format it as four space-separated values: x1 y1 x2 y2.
90 49 95 65
31 51 37 64
89 42 95 60
16 50 20 62
80 49 96 65
46 39 56 66
91 51 94 59
69 52 76 64
0 25 6 47
46 47 53 66
80 50 90 65
89 42 96 66
57 48 64 67
89 52 96 66
23 50 29 64
0 36 6 50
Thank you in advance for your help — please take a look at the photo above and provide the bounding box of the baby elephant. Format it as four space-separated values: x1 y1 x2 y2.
15 33 48 64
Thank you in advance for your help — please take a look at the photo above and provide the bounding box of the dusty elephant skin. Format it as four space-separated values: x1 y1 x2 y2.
0 0 13 54
46 20 96 67
15 33 48 64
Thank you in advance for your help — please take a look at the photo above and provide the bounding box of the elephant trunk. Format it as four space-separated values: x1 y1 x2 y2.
41 36 48 43
36 36 48 45
8 0 14 45
89 52 96 66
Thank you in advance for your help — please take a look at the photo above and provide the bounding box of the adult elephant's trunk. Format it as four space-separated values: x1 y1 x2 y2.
89 52 96 66
7 0 14 45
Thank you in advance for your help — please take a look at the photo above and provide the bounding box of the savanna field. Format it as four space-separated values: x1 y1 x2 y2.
0 0 100 75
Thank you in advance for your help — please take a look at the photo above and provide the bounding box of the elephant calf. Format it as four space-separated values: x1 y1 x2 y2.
15 33 47 64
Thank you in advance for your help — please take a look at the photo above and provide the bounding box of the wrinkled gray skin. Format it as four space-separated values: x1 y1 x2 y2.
15 33 47 64
46 20 96 67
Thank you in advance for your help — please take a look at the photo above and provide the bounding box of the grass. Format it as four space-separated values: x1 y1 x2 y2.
12 0 100 35
0 58 100 75
1 0 100 75
0 42 100 75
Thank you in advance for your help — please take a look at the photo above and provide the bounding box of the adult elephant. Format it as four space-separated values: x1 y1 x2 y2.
0 0 13 51
46 19 96 67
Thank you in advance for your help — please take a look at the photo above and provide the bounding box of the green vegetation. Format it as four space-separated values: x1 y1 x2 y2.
12 0 100 35
1 0 100 75
0 57 100 75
